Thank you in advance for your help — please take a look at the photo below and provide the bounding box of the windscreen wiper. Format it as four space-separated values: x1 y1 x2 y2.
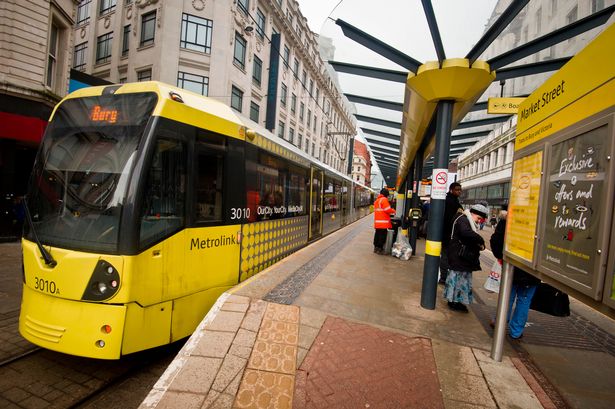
23 197 57 267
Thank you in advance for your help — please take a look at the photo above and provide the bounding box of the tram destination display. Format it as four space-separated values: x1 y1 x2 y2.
539 125 608 287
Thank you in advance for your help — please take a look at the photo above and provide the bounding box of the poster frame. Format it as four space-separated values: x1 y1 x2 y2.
503 143 547 271
535 109 615 300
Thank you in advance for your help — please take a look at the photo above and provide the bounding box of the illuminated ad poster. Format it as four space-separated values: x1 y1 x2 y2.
539 126 608 287
505 151 542 262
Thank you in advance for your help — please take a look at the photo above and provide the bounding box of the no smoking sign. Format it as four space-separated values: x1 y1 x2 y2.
431 168 448 200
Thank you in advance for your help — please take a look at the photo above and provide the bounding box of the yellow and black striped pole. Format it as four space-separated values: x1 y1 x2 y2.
421 100 454 309
409 152 423 256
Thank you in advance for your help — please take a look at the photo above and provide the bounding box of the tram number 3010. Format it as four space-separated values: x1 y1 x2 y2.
230 208 250 220
34 277 59 294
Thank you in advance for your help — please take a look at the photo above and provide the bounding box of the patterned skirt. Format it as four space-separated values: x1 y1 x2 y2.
443 269 473 305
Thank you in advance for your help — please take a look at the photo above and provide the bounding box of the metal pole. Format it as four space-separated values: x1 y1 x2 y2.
409 152 422 256
421 100 454 310
491 261 514 361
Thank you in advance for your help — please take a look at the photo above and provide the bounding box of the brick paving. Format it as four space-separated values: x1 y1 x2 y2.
294 316 444 409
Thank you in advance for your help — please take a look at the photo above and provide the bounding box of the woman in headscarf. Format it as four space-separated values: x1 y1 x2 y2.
444 203 488 312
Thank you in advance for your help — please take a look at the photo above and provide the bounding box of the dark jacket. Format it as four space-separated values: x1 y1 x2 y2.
442 192 462 246
490 219 540 286
447 214 484 272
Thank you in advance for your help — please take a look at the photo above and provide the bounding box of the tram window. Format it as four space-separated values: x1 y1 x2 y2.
195 136 225 222
247 150 308 221
140 138 186 248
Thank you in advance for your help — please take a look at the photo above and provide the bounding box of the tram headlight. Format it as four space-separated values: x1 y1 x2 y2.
97 282 108 293
82 260 121 301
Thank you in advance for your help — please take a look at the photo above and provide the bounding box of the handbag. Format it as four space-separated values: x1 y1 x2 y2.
452 215 479 262
484 260 501 293
457 242 478 262
530 283 570 317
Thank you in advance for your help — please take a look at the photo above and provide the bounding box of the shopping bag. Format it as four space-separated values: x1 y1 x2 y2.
483 259 501 293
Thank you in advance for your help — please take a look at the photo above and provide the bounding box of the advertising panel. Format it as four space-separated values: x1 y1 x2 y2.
539 125 608 288
505 151 542 263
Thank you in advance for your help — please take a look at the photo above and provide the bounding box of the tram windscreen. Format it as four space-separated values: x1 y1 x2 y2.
25 93 158 252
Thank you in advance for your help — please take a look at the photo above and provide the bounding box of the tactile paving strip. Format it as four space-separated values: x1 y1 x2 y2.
263 224 363 305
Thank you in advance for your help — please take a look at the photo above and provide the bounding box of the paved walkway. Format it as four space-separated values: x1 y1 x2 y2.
137 215 615 409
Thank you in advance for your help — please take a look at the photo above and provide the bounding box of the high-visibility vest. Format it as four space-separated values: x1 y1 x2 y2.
373 194 395 229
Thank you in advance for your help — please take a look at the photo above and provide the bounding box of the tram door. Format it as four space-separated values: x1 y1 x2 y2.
309 167 323 240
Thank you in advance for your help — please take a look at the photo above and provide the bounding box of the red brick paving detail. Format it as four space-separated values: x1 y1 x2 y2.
293 317 445 409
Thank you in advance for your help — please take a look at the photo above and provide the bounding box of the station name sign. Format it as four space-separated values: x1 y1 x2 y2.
519 80 566 121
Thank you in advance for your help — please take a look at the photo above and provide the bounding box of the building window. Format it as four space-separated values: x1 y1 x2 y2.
290 94 296 113
301 69 306 85
238 0 249 14
313 115 317 132
567 6 578 24
122 24 130 57
250 101 259 122
283 45 290 64
76 0 91 25
591 0 604 13
46 23 59 88
256 8 266 39
233 32 247 69
252 56 262 86
278 121 285 139
99 0 116 16
140 11 156 47
119 76 127 83
299 102 304 121
293 58 299 77
177 71 209 96
137 69 151 81
298 133 303 148
96 32 113 64
73 42 87 71
180 14 213 54
309 79 313 96
311 142 315 156
289 128 295 144
307 110 311 128
280 83 287 107
231 86 243 112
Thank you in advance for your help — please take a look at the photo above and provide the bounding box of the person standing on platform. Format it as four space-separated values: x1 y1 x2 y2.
373 188 396 254
489 207 540 339
444 203 487 312
439 182 463 284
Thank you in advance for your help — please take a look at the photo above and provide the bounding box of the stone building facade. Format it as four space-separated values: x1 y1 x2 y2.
0 0 79 240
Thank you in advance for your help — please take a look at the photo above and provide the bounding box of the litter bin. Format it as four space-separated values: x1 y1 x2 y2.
384 218 402 255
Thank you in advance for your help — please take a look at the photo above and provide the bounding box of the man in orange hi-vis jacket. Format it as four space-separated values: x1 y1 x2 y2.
373 187 396 254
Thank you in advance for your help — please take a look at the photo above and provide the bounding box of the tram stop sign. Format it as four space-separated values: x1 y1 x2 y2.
431 168 448 200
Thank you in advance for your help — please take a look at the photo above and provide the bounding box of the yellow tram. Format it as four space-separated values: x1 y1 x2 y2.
19 82 373 359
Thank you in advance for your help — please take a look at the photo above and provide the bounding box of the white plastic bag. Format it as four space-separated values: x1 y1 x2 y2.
484 259 501 293
392 228 412 260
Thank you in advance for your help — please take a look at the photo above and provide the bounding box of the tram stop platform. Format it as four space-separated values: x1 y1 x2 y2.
139 216 615 409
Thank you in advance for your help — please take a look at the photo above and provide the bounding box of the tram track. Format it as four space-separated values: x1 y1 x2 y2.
0 322 184 409
0 347 42 368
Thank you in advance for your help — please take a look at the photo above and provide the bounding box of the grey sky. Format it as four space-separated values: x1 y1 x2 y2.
296 0 498 184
